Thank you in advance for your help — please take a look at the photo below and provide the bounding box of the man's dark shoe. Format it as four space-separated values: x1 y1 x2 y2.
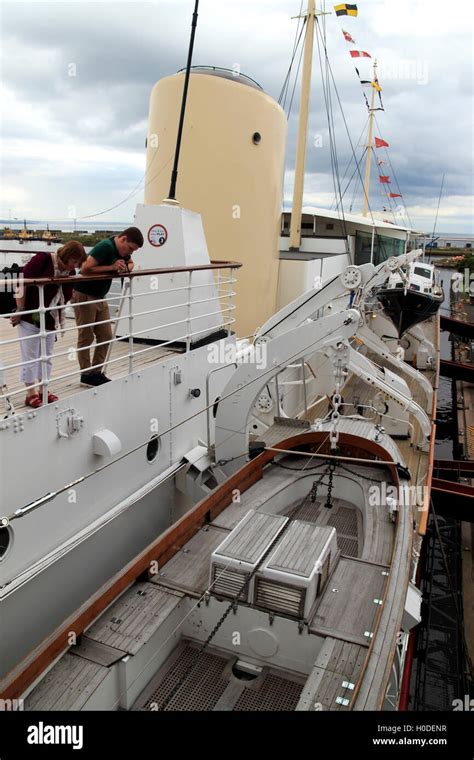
80 372 110 387
96 373 112 384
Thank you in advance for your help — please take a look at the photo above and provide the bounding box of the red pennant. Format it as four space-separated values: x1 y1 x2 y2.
350 50 371 58
389 193 402 198
375 137 389 148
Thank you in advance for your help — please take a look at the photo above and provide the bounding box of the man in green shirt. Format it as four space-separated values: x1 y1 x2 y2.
72 227 144 385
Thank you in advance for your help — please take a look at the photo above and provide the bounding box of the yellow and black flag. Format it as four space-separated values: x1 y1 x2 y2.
334 4 358 16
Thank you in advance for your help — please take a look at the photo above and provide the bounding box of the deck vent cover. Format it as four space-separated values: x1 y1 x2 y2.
210 511 288 603
256 523 338 619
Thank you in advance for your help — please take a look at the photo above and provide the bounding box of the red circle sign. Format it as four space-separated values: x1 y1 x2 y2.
148 224 168 247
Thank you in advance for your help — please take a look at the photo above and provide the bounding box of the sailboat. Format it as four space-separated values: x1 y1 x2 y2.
0 1 438 713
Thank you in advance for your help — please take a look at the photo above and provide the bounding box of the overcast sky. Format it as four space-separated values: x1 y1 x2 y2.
1 0 473 232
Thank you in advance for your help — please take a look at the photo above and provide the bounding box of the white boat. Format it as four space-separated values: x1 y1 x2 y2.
377 261 444 337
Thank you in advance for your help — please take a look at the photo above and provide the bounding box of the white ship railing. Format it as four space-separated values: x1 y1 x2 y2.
0 261 240 408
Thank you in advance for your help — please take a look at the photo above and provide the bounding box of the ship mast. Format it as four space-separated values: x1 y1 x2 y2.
289 0 316 250
362 60 377 217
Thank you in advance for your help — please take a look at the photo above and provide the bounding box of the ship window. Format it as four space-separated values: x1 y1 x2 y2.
354 231 404 266
146 435 160 462
326 223 334 230
0 527 12 560
414 266 432 279
252 132 262 145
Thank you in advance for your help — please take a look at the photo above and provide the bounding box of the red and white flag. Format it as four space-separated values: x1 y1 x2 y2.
342 30 356 43
379 175 391 184
374 136 389 148
350 50 371 58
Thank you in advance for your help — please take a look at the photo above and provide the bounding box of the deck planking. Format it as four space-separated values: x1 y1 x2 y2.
0 316 177 413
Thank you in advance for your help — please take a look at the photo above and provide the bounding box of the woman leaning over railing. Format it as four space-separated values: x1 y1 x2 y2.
10 241 87 407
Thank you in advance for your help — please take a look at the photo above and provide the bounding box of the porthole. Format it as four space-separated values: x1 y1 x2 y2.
0 526 12 560
252 131 262 145
146 435 160 463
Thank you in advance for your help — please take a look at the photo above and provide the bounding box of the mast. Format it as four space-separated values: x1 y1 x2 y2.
289 0 316 250
166 0 199 203
362 60 377 217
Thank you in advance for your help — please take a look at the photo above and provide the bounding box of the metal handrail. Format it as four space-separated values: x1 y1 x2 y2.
0 259 242 289
0 262 240 408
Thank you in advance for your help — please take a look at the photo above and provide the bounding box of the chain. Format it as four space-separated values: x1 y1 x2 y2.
330 390 342 451
329 344 349 452
324 461 336 509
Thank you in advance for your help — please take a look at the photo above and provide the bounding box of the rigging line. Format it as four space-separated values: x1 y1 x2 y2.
430 172 445 245
287 18 307 121
331 117 369 209
32 147 166 225
278 0 304 107
373 114 412 229
313 19 377 228
315 20 339 208
375 157 399 222
77 139 161 218
281 0 304 107
337 146 367 211
348 157 363 212
314 19 350 259
79 153 174 220
283 20 306 112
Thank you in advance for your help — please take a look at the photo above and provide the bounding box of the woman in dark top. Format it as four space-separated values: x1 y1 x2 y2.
11 241 86 407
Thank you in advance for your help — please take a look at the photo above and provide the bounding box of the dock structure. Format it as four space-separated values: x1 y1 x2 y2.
445 298 474 676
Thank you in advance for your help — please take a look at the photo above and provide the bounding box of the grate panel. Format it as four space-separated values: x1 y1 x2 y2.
234 673 303 711
326 507 358 537
142 646 229 711
337 536 359 557
289 498 322 524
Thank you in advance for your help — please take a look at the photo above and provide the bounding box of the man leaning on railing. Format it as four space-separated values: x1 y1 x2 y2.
71 227 144 386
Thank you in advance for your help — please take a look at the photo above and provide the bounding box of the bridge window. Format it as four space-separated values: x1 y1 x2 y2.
354 231 405 266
